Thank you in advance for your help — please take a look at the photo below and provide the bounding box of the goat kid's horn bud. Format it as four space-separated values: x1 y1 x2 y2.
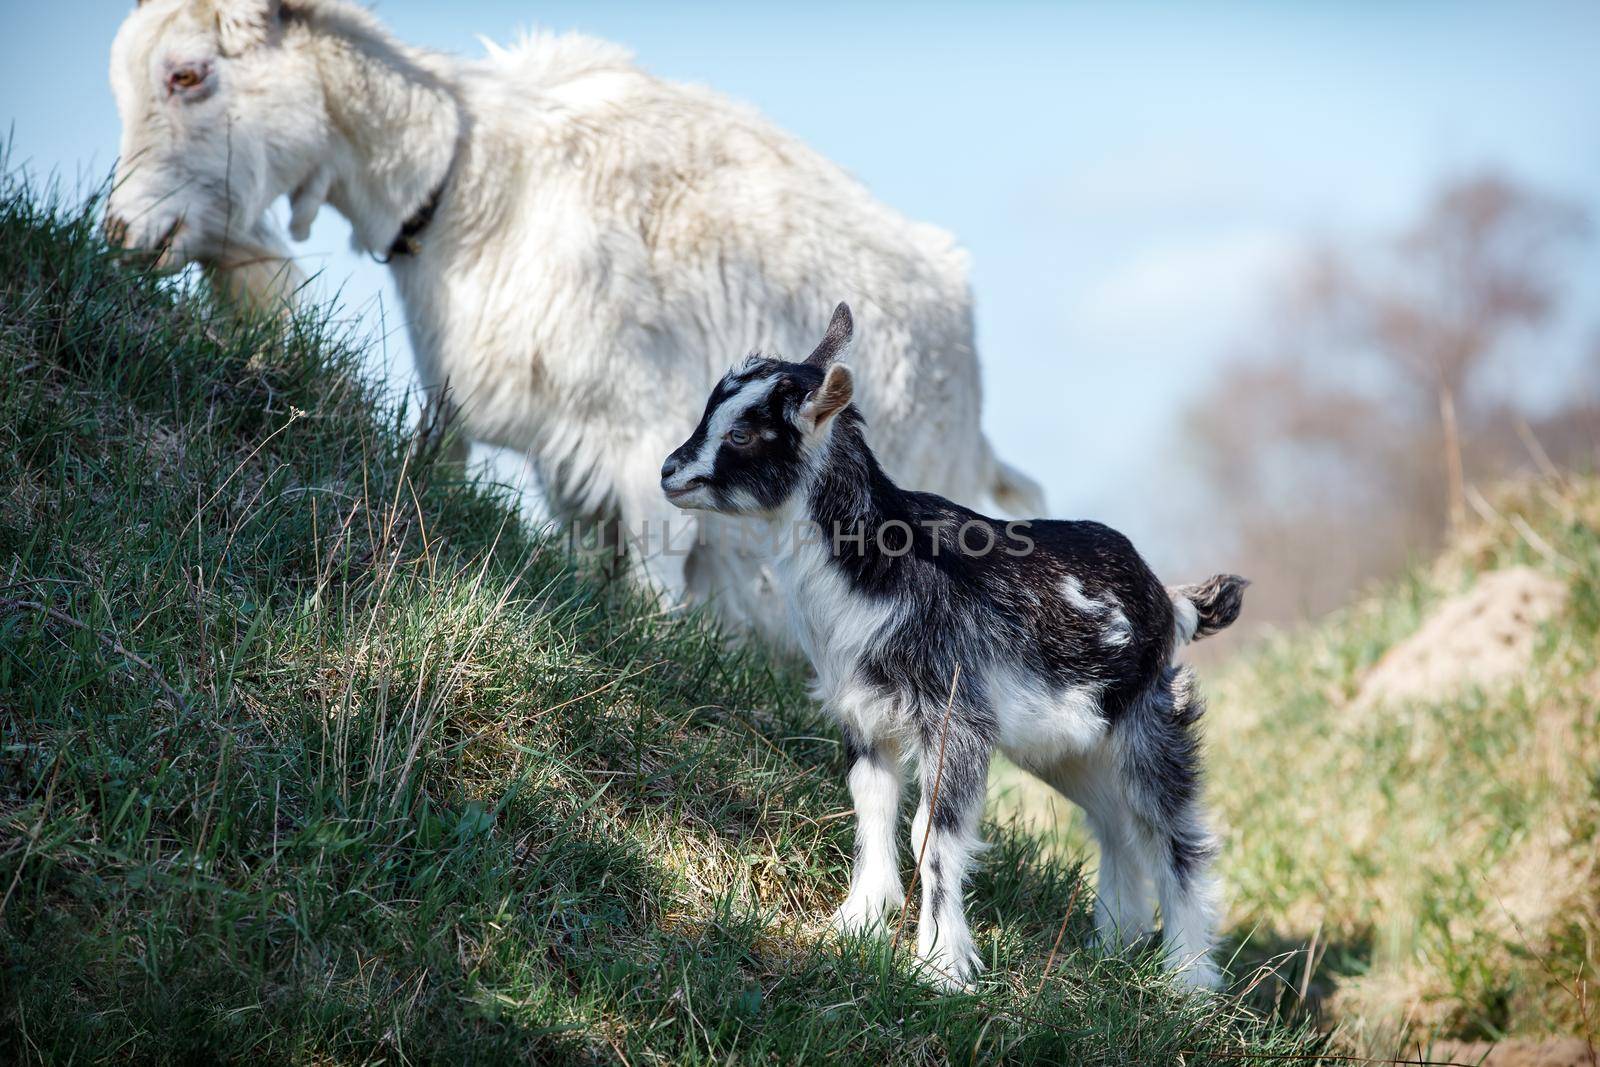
804 301 854 368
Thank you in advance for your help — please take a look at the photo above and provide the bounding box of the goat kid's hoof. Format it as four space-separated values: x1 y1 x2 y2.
828 892 901 936
1091 923 1154 957
1169 956 1222 992
916 946 982 992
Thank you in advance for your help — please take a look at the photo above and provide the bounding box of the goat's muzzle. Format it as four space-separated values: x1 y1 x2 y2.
102 214 186 270
101 213 131 249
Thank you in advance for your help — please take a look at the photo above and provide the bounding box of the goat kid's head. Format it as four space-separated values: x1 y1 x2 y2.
104 0 325 272
662 303 857 516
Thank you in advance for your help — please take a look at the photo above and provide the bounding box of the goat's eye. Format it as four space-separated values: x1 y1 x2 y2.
726 427 753 447
167 65 209 95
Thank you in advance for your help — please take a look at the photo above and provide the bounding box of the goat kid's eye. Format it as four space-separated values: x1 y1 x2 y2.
726 427 753 447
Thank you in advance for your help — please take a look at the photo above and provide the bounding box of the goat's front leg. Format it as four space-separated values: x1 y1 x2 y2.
910 729 990 990
615 466 698 608
413 383 469 470
831 730 903 934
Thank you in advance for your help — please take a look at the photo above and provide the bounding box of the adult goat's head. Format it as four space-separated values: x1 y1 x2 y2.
105 0 325 282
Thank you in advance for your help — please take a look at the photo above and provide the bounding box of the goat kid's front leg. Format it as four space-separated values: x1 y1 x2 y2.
909 734 989 990
831 732 903 934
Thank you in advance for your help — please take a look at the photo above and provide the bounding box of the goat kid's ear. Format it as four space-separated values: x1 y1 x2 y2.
798 363 855 433
217 0 284 54
803 302 854 368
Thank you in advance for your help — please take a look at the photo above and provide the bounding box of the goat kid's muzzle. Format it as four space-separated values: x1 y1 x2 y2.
659 452 714 510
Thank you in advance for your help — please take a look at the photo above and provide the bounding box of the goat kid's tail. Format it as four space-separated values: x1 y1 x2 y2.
1169 574 1250 645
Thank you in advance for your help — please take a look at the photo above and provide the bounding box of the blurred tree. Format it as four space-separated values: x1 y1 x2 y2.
1185 171 1594 623
1356 174 1587 528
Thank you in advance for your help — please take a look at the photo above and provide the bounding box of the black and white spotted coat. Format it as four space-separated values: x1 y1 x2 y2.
662 304 1246 989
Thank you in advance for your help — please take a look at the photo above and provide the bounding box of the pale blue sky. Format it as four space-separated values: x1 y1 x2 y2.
3 1 1598 567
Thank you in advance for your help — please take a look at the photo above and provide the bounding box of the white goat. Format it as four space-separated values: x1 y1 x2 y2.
104 0 1043 643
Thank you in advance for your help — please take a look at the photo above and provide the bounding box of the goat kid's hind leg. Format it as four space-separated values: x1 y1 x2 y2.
831 731 904 934
1142 812 1221 990
1039 754 1156 952
1120 670 1222 989
910 731 989 990
1087 806 1158 952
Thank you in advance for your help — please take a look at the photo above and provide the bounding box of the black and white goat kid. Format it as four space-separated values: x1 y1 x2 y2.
661 304 1247 990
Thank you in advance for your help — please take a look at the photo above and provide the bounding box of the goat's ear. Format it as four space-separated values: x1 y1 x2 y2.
803 302 854 369
217 0 283 54
798 363 855 432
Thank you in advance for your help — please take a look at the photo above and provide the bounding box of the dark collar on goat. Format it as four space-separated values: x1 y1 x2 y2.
381 176 447 262
376 97 464 263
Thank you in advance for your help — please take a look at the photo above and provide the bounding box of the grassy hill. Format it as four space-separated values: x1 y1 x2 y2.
1208 478 1599 1055
0 171 1325 1063
996 476 1600 1056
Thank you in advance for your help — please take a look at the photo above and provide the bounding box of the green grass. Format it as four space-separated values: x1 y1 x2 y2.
0 168 1328 1064
995 478 1600 1056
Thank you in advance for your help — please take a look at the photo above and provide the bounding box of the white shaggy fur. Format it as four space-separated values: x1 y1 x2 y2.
1061 576 1134 648
1170 594 1201 645
105 0 1044 644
